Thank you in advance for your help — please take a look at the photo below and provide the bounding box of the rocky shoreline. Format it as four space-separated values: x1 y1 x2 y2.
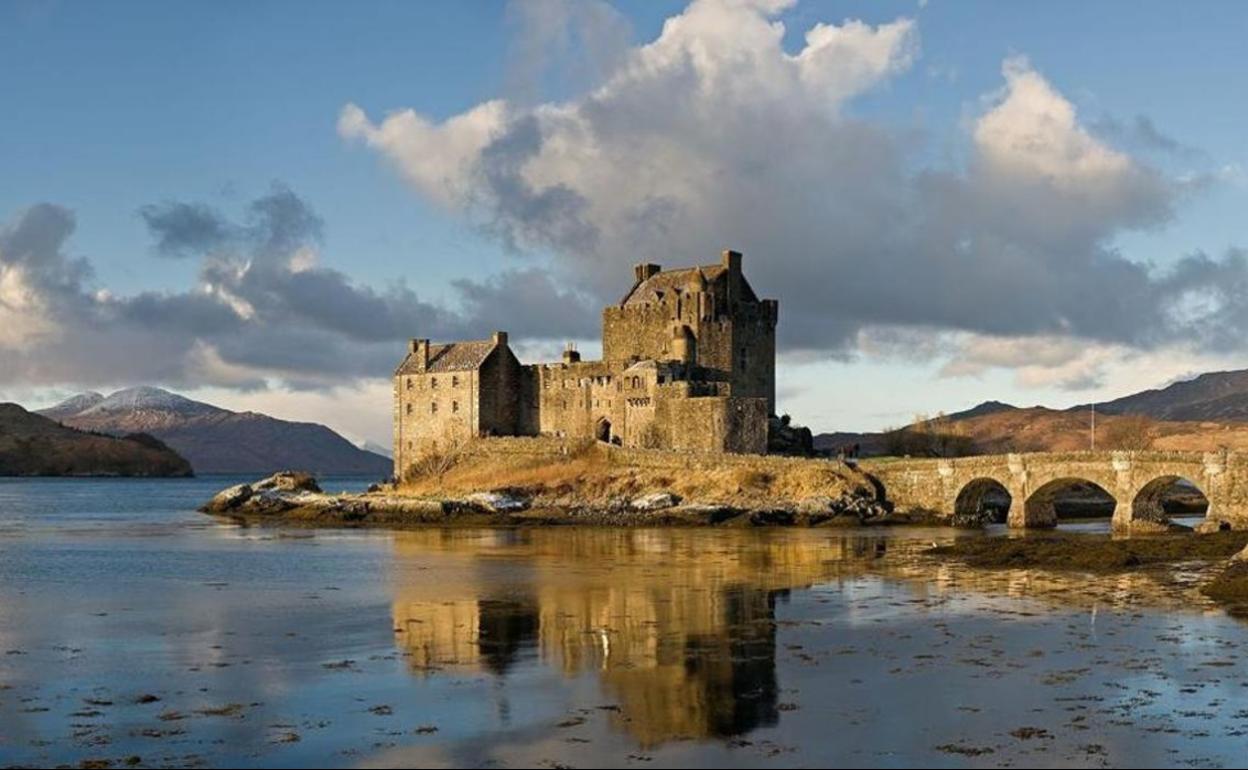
200 471 912 529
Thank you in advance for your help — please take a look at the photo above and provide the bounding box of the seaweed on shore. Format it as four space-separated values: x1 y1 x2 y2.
929 531 1248 572
1201 560 1248 615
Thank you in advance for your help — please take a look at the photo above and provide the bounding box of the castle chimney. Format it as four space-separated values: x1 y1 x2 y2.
721 250 742 305
491 331 509 347
562 342 581 364
410 338 430 371
633 263 661 283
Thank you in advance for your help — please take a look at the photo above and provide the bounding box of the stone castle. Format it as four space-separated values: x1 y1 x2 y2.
393 250 777 477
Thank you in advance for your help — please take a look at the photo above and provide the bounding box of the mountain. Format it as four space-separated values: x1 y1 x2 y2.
39 391 105 420
1077 369 1248 422
816 402 1248 458
945 400 1019 421
0 403 192 477
360 440 393 459
40 387 391 476
814 400 1022 456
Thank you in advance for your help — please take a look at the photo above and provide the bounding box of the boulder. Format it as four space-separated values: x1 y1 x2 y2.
201 472 323 515
1195 519 1232 535
631 492 681 511
254 471 321 494
663 504 738 525
1231 543 1248 563
949 509 996 529
245 489 299 514
464 491 530 513
828 492 891 523
204 483 253 513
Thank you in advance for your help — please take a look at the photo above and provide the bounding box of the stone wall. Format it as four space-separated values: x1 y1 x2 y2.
394 367 481 476
654 391 768 454
447 434 842 475
727 300 778 412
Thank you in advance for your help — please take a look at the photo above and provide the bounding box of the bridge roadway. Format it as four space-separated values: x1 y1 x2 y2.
860 450 1248 532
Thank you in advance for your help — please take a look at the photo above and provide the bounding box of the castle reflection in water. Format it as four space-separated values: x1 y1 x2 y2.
387 527 1213 747
388 529 873 746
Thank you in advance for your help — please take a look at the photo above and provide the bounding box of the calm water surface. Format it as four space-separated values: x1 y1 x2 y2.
0 478 1245 768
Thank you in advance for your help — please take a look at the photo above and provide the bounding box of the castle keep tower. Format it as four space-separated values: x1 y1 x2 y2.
602 250 778 413
393 250 778 479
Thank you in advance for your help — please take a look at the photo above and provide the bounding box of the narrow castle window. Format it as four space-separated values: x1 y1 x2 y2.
431 376 438 389
405 403 412 416
431 402 438 414
452 401 459 413
452 375 459 387
406 377 412 390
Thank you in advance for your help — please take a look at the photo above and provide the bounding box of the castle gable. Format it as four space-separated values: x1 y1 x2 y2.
618 262 761 308
396 340 496 375
619 265 725 306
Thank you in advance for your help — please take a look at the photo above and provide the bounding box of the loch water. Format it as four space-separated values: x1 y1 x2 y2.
0 477 1246 768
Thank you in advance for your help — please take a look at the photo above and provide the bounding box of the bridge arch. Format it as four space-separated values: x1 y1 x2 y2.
953 477 1012 524
1129 475 1209 530
863 450 1247 531
1019 477 1117 529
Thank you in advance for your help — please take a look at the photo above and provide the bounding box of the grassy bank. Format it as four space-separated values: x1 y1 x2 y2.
399 442 870 512
203 445 894 529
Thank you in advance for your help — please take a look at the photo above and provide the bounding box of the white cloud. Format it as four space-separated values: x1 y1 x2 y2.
0 264 57 350
974 56 1132 185
340 0 1243 365
935 330 1248 396
338 100 509 210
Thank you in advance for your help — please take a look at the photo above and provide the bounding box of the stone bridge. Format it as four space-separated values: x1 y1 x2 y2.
860 450 1248 532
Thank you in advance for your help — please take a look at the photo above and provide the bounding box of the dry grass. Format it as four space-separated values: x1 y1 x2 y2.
399 444 865 506
931 407 1248 455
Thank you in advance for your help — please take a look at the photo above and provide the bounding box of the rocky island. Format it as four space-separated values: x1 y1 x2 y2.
201 438 892 527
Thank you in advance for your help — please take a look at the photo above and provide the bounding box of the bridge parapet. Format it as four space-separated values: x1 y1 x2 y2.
861 450 1248 532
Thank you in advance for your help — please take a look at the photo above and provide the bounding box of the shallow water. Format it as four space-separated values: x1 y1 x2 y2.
1 479 1246 768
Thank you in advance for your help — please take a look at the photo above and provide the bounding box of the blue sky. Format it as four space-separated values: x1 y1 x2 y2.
3 0 1248 445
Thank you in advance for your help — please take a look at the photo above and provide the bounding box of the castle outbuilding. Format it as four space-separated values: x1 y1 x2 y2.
393 250 778 478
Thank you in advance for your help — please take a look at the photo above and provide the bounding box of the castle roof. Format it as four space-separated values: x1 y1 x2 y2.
396 340 496 375
619 262 760 306
620 264 726 306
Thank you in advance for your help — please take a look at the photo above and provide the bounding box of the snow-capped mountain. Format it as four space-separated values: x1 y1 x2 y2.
40 387 390 476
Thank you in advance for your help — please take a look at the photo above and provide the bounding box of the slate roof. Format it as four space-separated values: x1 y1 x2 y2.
620 264 722 306
619 263 759 306
396 340 496 375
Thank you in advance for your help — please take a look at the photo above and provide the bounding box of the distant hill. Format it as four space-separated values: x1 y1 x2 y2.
816 402 1248 458
359 440 393 459
1075 369 1248 422
0 402 191 477
946 400 1019 421
814 401 1021 456
40 387 391 476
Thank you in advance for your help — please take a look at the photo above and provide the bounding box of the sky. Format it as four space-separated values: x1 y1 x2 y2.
3 0 1248 447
